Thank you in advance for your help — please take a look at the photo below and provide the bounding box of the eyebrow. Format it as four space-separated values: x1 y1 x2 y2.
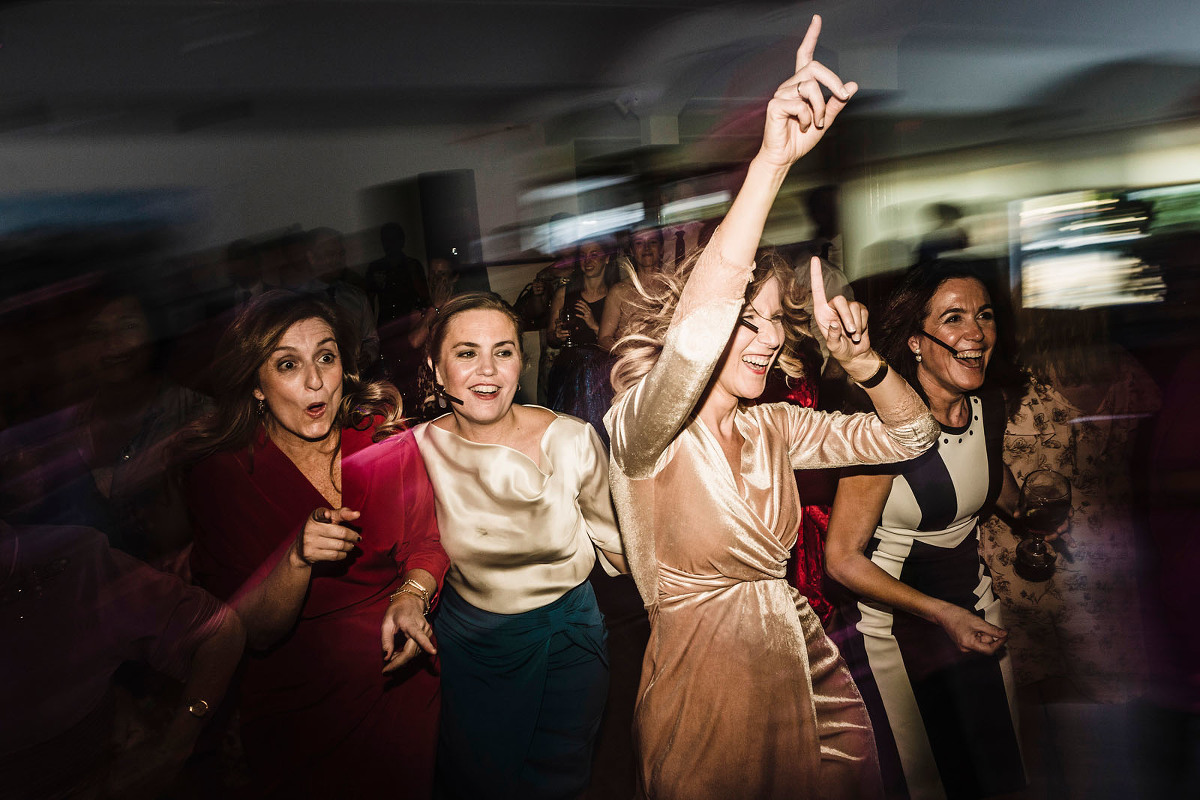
451 340 516 349
939 304 993 316
269 337 337 356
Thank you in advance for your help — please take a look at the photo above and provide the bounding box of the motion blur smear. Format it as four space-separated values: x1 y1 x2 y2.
3 2 1200 798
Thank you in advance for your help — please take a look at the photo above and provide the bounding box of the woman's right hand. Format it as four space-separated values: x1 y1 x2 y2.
758 15 857 170
934 603 1008 655
289 507 363 568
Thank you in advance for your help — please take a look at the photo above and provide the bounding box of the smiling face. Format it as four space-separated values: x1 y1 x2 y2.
580 241 607 280
253 317 344 445
710 276 784 403
433 308 523 428
909 277 996 398
85 296 153 386
630 230 663 273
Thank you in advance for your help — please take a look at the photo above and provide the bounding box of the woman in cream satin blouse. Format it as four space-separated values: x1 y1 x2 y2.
605 17 939 799
412 291 626 800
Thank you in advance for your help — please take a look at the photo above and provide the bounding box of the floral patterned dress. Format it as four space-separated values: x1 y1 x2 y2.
980 353 1160 702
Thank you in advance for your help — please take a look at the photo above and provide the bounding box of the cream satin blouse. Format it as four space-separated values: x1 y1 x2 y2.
414 411 622 615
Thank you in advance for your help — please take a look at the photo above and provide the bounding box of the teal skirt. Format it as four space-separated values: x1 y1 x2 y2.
434 580 609 800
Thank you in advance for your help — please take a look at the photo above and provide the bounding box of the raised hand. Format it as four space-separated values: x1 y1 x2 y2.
759 15 858 168
809 256 872 368
290 506 362 568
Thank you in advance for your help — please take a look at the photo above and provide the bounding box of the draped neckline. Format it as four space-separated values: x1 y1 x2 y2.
691 408 772 530
425 407 563 478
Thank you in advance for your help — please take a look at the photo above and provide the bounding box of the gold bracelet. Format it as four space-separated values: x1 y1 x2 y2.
402 578 431 601
388 586 431 615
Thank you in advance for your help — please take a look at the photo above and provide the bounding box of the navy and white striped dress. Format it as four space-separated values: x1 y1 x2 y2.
838 392 1026 800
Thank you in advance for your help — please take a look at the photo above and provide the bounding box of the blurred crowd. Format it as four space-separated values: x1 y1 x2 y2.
1 155 1198 800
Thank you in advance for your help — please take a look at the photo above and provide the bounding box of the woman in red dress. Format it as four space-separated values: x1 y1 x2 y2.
183 290 447 799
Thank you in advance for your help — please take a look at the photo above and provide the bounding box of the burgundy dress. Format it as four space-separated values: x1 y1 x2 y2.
187 425 448 799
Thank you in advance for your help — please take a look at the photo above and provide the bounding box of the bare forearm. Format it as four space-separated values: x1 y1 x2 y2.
715 156 790 268
827 551 952 624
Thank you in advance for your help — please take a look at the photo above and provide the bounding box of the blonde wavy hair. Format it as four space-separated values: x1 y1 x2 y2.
610 247 811 398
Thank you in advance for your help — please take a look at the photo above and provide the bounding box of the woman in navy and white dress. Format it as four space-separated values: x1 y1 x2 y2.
826 262 1027 800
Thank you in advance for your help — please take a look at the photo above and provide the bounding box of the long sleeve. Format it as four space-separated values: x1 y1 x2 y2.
760 403 939 471
343 430 449 591
607 229 755 479
577 424 623 576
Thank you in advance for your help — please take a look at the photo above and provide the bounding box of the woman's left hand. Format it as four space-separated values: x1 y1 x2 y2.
381 594 436 673
809 256 876 373
574 299 599 332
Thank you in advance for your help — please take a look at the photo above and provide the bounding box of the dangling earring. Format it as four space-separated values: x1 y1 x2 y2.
913 350 922 363
434 382 448 409
257 398 265 415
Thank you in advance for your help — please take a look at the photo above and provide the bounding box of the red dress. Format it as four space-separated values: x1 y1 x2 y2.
187 425 447 799
756 367 837 625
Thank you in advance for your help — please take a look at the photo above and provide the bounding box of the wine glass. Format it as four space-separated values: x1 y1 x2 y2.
1015 468 1071 582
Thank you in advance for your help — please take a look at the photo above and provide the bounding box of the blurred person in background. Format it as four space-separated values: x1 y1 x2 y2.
826 262 1029 800
412 291 626 800
0 517 244 800
367 222 431 325
979 306 1158 799
2 280 208 573
546 236 621 442
300 226 379 374
916 203 969 265
596 225 665 353
379 247 461 422
182 290 447 799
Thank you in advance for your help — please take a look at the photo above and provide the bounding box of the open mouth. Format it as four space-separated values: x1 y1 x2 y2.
741 355 772 374
953 349 986 368
469 384 501 399
305 402 327 418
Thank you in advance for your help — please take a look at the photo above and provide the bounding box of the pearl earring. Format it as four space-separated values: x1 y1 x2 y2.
914 351 922 363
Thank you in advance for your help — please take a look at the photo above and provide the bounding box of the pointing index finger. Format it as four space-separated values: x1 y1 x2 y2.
795 14 822 71
809 257 828 322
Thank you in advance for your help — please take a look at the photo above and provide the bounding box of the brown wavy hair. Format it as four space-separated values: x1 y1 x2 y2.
610 246 810 399
178 290 404 469
416 291 525 415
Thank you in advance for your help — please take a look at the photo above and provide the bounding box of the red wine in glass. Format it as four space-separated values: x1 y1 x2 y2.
1015 469 1071 582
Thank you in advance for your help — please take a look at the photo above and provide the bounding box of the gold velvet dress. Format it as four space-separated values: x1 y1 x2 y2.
605 235 940 800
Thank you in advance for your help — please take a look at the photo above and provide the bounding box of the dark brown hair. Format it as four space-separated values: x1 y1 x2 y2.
179 290 403 467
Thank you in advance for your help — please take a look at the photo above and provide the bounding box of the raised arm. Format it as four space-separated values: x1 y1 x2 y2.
807 255 938 450
825 471 1008 655
609 15 857 477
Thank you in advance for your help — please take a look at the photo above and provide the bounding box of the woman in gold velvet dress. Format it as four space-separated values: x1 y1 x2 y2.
604 17 940 800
